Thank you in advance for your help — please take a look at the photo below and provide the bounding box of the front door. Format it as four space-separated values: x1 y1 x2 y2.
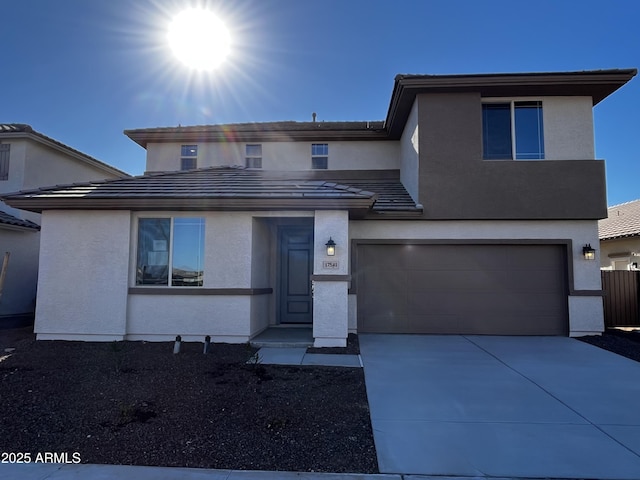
279 226 313 324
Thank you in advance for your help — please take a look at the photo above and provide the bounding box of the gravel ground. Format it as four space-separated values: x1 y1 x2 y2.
0 328 377 473
577 328 640 362
2 326 639 473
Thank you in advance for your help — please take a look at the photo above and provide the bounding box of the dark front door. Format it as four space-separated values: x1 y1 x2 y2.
279 226 313 324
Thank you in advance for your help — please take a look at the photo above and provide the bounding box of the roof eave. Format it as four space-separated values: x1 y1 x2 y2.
3 196 376 214
0 221 40 232
385 69 638 138
124 128 389 148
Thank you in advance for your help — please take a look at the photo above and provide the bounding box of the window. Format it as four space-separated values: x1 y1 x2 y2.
482 101 544 160
311 143 328 169
0 144 9 181
245 144 262 168
136 217 205 287
180 145 198 170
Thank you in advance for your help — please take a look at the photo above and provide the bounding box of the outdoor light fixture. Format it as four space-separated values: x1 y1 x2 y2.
325 237 336 256
582 244 596 260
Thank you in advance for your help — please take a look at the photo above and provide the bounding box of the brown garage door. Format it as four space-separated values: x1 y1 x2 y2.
357 244 568 335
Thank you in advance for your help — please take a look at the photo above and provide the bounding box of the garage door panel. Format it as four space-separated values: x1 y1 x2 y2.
360 245 410 269
360 291 407 317
407 269 509 292
504 270 565 292
505 245 564 269
357 244 568 335
360 269 407 292
407 291 565 316
406 245 506 271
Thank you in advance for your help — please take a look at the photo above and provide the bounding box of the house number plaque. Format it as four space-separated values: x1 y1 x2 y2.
322 260 339 269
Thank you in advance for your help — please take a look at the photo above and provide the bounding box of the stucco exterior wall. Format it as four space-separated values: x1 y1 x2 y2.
0 140 27 195
22 141 123 189
416 93 606 220
0 137 124 321
35 210 130 341
542 96 595 160
0 228 39 318
145 141 399 172
126 211 318 341
399 100 420 203
349 219 603 335
0 141 29 220
127 295 252 342
250 218 273 335
313 210 349 276
312 211 349 346
599 237 640 270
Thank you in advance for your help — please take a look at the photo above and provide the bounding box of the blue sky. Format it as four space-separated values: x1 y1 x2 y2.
2 0 639 205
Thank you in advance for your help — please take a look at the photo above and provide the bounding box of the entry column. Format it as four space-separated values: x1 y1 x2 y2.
312 210 349 347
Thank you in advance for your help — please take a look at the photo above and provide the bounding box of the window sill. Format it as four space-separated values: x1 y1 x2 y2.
128 287 273 296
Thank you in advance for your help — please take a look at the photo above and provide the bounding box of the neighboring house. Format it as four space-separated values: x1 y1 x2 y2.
2 69 635 345
599 199 640 270
0 124 129 326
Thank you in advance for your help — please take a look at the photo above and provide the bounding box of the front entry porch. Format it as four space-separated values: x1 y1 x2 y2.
250 211 350 348
250 326 313 348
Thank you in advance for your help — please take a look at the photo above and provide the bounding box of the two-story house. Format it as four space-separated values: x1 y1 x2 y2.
0 124 128 327
3 69 635 345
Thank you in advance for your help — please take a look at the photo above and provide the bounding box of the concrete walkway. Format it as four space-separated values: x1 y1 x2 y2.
254 347 362 367
359 334 640 479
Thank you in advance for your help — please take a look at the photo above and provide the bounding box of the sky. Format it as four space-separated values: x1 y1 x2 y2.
2 0 639 206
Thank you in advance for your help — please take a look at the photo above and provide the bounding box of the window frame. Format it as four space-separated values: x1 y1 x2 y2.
135 216 205 288
311 143 328 169
482 99 545 161
180 144 198 171
245 144 262 169
0 143 9 181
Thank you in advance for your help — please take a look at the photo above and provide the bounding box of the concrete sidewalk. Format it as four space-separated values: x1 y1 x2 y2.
360 334 640 479
0 463 567 479
0 464 399 480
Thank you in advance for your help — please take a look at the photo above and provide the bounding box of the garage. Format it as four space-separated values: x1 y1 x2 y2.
356 243 569 335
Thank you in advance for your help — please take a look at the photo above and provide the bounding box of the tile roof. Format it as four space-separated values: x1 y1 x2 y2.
0 124 129 178
1 167 420 216
599 199 640 240
0 210 40 231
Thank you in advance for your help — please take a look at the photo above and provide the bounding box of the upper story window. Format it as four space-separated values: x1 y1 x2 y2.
245 144 262 168
311 143 328 169
180 145 198 170
136 217 205 287
482 101 544 160
0 144 9 181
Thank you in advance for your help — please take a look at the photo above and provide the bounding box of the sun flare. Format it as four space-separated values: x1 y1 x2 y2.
168 8 230 71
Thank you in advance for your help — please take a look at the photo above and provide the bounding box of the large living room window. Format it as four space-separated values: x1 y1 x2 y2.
136 217 205 286
482 101 544 160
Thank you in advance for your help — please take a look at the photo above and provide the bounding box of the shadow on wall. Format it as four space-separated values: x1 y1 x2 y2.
0 313 35 329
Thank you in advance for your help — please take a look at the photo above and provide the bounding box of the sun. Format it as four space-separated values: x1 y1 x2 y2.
168 8 230 71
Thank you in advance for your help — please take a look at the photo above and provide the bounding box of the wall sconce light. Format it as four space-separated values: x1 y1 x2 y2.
325 237 336 256
582 244 596 260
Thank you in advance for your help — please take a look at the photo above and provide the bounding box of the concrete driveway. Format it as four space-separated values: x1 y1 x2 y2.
360 334 640 479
